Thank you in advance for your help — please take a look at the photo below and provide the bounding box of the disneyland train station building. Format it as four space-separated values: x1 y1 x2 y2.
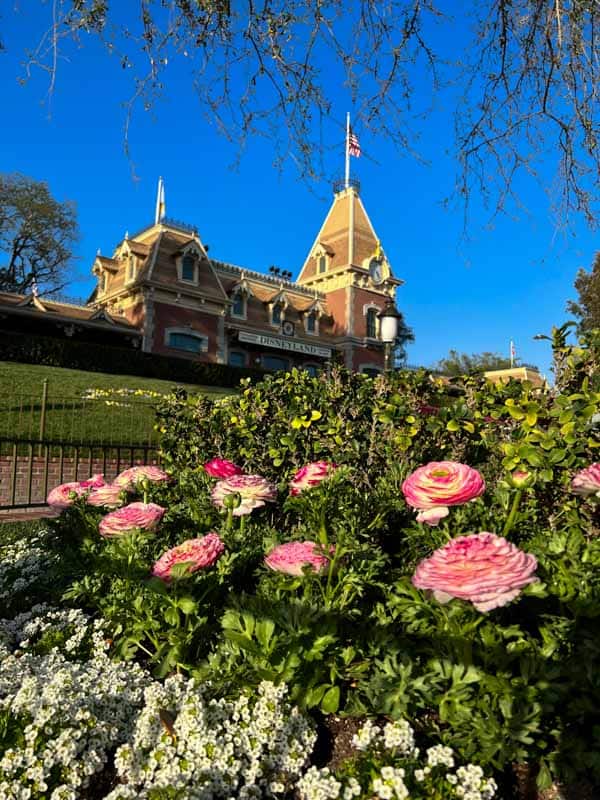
0 180 404 375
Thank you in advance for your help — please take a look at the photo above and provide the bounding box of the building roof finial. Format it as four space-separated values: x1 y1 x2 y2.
155 176 166 224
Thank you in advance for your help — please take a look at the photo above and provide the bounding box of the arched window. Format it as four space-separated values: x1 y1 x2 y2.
366 308 378 338
181 254 195 282
318 255 327 273
306 312 316 333
126 255 135 282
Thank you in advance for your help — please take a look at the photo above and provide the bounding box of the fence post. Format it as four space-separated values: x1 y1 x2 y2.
38 379 49 455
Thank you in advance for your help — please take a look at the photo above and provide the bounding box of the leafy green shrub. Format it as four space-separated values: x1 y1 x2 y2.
43 330 600 793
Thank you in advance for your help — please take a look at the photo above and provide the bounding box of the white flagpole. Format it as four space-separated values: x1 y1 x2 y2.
344 112 350 189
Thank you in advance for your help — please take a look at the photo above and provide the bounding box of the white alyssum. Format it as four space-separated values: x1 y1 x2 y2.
105 678 316 799
299 719 498 800
0 631 150 799
0 533 57 605
0 605 104 657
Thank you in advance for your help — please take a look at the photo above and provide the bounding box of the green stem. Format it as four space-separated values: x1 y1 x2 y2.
239 515 246 535
226 508 234 532
502 489 523 538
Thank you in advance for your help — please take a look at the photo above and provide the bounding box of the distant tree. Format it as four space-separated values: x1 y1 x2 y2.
567 252 600 334
433 349 515 377
393 313 415 368
0 174 79 296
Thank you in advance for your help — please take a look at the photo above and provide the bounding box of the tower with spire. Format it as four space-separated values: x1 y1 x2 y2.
296 178 404 370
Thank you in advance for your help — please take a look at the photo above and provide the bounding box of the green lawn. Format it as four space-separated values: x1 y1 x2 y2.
0 361 233 446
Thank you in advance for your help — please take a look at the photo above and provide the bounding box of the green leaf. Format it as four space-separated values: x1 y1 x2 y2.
164 607 179 626
446 420 460 432
321 685 340 714
177 597 198 615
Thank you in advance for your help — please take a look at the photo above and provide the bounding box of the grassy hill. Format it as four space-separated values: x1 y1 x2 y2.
0 361 234 445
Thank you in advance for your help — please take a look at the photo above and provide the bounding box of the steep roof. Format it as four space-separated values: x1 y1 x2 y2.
296 186 403 287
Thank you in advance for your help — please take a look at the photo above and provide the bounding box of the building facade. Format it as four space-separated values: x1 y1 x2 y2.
88 181 404 374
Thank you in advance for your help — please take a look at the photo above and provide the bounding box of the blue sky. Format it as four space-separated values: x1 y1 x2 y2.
1 4 595 379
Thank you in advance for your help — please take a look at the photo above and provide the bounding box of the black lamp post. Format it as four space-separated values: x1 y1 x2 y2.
377 297 402 373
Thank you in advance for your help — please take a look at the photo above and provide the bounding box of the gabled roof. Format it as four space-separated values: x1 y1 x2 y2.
0 291 139 331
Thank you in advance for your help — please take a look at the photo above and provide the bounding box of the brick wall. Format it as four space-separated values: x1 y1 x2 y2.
0 454 159 508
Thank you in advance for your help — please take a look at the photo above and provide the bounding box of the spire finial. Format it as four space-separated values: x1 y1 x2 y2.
155 176 166 224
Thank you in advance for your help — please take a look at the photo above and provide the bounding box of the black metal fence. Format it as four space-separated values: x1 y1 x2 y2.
0 438 161 510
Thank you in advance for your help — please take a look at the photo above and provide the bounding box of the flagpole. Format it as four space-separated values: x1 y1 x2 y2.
510 339 514 368
344 112 350 189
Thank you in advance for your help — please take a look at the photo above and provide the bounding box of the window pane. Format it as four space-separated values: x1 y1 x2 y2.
318 255 326 273
366 309 377 338
306 313 316 332
168 332 203 353
262 355 289 371
272 305 282 324
232 295 245 316
229 351 246 367
182 255 195 281
304 364 319 376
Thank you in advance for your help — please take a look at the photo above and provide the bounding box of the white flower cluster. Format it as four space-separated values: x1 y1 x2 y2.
373 765 409 799
82 387 171 406
105 679 316 799
0 604 106 658
299 719 497 800
0 625 150 799
0 533 57 606
352 719 417 758
454 764 498 800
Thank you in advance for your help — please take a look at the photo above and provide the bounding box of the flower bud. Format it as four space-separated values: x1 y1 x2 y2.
509 469 535 489
222 491 242 510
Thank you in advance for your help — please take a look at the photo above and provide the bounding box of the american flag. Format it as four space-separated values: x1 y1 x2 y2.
348 128 361 157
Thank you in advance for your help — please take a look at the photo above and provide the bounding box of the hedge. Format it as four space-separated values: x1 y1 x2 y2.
0 331 267 388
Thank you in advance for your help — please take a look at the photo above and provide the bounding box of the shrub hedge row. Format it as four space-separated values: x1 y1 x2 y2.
0 331 266 388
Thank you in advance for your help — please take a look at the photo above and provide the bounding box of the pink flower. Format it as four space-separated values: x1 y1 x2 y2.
46 474 106 509
113 465 169 492
203 458 243 479
86 484 126 509
152 532 225 582
402 461 485 526
412 532 538 612
211 474 277 516
572 463 600 499
265 541 334 576
290 461 338 496
509 470 535 489
98 502 165 538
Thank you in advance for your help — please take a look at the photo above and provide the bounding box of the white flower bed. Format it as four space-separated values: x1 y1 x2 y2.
106 679 316 799
0 534 57 606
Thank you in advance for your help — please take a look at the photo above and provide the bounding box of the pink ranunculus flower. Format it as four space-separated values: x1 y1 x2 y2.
98 502 165 538
46 474 106 509
289 461 338 496
86 484 126 510
402 461 485 526
113 465 169 492
265 541 334 576
203 458 243 479
211 474 277 516
152 532 225 582
571 463 600 499
412 532 538 613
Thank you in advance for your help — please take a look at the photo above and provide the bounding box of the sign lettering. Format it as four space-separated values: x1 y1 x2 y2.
238 331 332 358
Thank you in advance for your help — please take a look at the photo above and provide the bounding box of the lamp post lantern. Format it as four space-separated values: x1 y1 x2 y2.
377 297 402 373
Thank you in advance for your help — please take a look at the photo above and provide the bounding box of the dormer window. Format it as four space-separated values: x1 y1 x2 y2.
182 254 195 282
231 292 246 319
100 273 107 293
272 304 282 326
318 255 327 274
306 312 316 334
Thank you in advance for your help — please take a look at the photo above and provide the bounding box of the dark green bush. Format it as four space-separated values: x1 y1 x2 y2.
0 330 266 387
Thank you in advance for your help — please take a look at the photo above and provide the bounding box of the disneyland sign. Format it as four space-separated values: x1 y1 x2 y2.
238 331 332 359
